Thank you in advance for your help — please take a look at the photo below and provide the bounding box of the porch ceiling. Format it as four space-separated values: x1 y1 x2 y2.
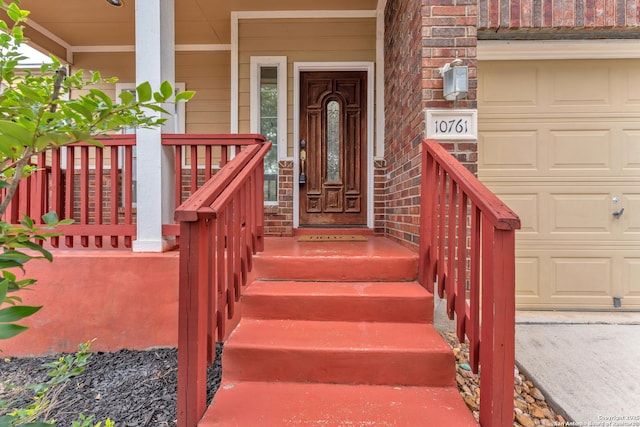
19 0 377 53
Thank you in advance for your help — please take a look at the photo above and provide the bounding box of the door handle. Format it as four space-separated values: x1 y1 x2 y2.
299 139 307 184
613 208 624 219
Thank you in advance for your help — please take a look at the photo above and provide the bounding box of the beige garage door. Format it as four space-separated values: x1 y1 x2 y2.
478 59 640 310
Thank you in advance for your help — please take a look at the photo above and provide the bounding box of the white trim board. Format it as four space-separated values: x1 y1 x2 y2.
71 44 232 53
375 8 385 160
235 10 376 20
479 40 640 60
231 12 239 133
292 62 375 230
250 56 288 207
249 56 288 161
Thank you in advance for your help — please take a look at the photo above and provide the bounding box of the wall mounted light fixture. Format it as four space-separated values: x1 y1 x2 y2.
440 58 468 101
106 0 124 6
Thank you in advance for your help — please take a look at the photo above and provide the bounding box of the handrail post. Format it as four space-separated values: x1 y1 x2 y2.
418 147 429 287
176 138 270 427
177 219 210 427
255 157 265 252
479 225 516 426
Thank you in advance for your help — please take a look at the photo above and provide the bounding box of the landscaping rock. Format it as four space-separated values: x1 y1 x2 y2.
442 332 565 427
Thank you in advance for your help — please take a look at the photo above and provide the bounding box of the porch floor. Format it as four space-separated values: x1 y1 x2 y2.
249 235 419 282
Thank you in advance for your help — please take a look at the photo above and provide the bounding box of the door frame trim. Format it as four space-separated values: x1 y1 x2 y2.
293 61 375 229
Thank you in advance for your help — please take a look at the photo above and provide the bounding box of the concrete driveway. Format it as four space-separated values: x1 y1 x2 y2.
515 311 640 423
434 296 640 423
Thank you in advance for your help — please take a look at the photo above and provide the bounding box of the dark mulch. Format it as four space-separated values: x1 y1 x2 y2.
0 344 222 426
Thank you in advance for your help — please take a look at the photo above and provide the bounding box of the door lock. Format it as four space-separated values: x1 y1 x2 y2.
299 139 307 185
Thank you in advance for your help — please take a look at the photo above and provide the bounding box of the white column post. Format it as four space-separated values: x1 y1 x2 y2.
133 0 176 252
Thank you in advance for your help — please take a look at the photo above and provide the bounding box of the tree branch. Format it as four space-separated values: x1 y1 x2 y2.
0 68 65 217
0 148 31 217
49 67 67 113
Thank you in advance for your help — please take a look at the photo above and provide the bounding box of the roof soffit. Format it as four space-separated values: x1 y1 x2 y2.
18 0 377 50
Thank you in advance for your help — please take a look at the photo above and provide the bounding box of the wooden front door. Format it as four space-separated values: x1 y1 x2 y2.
299 71 367 226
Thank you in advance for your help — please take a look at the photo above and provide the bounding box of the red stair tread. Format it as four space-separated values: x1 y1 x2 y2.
199 381 479 427
223 320 455 386
243 281 433 323
246 280 431 298
228 319 449 351
262 236 418 257
253 237 418 281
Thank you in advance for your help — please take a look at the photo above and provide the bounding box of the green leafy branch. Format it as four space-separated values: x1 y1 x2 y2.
0 212 71 340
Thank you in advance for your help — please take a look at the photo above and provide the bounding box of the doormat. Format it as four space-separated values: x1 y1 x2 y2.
298 235 368 242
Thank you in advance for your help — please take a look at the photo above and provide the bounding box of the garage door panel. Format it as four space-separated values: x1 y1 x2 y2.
552 257 611 296
480 122 635 178
485 184 637 241
551 67 611 107
549 129 611 171
625 67 640 104
479 130 538 172
550 193 611 235
515 257 540 298
622 129 640 170
623 259 640 297
480 60 640 115
495 194 538 234
479 67 538 107
476 185 546 236
515 248 640 309
624 194 640 235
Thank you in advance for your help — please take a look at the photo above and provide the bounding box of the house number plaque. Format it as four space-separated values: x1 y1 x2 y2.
425 109 477 141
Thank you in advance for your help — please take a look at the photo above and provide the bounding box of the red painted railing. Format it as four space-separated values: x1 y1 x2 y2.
0 134 266 248
418 139 521 427
162 134 266 237
0 135 137 248
175 141 270 427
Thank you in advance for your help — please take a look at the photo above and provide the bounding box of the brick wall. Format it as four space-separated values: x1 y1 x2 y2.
374 159 387 234
264 161 293 236
68 170 128 224
384 0 424 246
421 0 478 173
478 0 639 30
384 0 478 248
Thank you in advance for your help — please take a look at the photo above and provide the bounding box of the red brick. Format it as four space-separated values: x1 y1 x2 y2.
432 6 469 16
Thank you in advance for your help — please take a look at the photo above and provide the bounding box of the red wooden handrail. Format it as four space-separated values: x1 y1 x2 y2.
0 135 137 248
418 139 520 427
162 134 267 237
176 141 270 427
0 134 267 248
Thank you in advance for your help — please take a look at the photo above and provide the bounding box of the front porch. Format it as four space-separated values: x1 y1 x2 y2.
2 133 519 426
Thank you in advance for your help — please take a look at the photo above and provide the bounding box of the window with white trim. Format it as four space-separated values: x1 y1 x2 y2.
250 57 287 205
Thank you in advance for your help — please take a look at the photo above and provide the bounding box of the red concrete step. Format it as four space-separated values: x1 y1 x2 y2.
223 319 454 387
243 280 433 323
199 381 478 427
253 237 418 281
